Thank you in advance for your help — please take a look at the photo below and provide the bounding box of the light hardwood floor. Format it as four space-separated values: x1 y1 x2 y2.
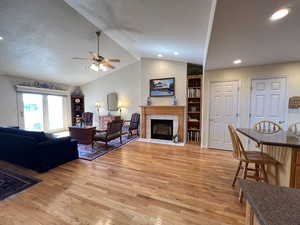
0 142 245 225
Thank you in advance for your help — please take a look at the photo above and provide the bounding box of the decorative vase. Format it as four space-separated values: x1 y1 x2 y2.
171 96 177 105
172 134 179 143
147 96 152 105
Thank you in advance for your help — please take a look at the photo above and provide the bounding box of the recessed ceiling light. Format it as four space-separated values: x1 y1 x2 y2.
157 54 163 58
270 8 290 21
174 51 179 56
0 36 3 40
233 59 242 64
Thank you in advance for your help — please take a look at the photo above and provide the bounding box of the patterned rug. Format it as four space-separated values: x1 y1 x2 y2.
78 135 137 161
0 168 41 201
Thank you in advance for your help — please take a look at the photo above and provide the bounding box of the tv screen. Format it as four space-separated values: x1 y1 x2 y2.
150 78 175 97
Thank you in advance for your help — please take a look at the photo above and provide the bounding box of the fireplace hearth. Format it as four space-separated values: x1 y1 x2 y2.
151 119 173 140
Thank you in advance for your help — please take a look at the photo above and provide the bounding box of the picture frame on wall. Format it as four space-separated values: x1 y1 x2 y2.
150 77 175 97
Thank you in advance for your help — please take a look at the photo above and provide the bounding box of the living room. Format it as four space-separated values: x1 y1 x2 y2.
1 0 300 225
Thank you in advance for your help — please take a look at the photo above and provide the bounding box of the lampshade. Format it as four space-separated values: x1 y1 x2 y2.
95 102 101 108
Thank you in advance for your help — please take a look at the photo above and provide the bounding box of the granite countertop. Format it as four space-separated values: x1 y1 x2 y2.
240 180 300 225
237 128 300 148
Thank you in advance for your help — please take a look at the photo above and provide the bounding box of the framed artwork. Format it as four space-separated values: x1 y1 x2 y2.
150 77 175 97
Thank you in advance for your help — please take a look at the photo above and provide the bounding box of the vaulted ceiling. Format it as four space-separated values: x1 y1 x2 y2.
64 0 215 64
0 0 215 85
0 0 138 85
206 0 300 70
2 0 298 84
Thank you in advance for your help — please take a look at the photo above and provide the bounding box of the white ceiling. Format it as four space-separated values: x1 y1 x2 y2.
0 0 137 85
64 0 215 64
206 0 300 70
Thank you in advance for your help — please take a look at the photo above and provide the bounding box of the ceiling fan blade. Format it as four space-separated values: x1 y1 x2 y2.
89 51 99 59
105 59 120 63
102 62 115 69
72 57 90 60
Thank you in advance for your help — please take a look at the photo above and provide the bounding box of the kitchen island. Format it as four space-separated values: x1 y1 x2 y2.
240 180 300 225
237 128 300 188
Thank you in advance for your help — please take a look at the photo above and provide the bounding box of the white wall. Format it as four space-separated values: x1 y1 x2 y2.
81 58 188 136
81 61 142 125
202 62 300 148
0 75 19 126
141 58 187 106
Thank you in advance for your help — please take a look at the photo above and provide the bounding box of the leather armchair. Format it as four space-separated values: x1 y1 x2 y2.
123 113 140 136
93 120 123 147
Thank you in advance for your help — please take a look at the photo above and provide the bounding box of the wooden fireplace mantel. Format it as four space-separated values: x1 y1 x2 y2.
140 106 185 142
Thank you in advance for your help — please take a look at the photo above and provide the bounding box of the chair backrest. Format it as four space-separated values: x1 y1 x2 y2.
253 120 282 134
228 125 248 160
107 120 123 135
129 113 140 130
288 122 300 134
82 112 93 126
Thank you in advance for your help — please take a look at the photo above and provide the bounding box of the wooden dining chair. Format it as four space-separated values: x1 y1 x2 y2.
253 120 282 134
228 125 278 202
253 120 282 152
288 122 300 134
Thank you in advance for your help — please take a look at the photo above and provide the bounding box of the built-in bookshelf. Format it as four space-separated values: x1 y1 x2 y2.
186 75 202 145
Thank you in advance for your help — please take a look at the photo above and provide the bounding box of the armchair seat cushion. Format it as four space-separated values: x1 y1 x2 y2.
94 132 107 140
94 132 120 141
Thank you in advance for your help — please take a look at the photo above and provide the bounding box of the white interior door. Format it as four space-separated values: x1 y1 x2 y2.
250 78 287 127
209 81 239 150
249 77 287 149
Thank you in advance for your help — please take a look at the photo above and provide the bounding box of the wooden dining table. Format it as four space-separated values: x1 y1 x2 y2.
237 128 300 188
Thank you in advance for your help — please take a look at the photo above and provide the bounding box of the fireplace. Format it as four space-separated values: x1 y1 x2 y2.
151 119 173 140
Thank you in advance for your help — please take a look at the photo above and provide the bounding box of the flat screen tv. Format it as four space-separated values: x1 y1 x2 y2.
150 77 175 97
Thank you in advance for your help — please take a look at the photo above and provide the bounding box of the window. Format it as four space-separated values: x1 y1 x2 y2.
48 95 64 130
23 93 44 131
20 93 68 132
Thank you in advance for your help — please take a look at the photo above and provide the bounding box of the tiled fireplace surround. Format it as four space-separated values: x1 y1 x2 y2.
146 114 178 139
140 106 185 142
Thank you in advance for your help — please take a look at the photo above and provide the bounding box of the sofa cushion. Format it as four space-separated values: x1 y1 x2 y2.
44 132 56 140
0 127 47 142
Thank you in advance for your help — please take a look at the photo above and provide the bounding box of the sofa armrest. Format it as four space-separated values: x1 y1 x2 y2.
36 137 78 172
0 132 37 159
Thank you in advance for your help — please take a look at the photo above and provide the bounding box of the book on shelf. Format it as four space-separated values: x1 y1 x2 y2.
187 88 201 98
187 130 200 143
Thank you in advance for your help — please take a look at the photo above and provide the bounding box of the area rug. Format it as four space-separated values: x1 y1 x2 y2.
78 135 137 161
0 168 41 201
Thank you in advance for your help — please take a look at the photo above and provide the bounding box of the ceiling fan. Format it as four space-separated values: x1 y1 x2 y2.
72 31 120 72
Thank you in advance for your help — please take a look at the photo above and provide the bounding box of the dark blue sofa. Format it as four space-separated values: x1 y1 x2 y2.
0 127 78 172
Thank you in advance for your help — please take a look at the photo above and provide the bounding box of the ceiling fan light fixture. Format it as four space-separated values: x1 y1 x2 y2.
90 63 99 72
99 64 108 72
74 31 120 72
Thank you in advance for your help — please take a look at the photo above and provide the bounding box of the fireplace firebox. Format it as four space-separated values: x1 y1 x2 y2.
151 119 173 140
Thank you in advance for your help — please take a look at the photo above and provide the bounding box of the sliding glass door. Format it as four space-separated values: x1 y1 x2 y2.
23 93 44 131
47 95 64 131
19 93 67 132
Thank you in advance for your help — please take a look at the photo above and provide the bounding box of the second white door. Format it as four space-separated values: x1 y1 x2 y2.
209 81 239 150
248 77 287 150
250 77 287 128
